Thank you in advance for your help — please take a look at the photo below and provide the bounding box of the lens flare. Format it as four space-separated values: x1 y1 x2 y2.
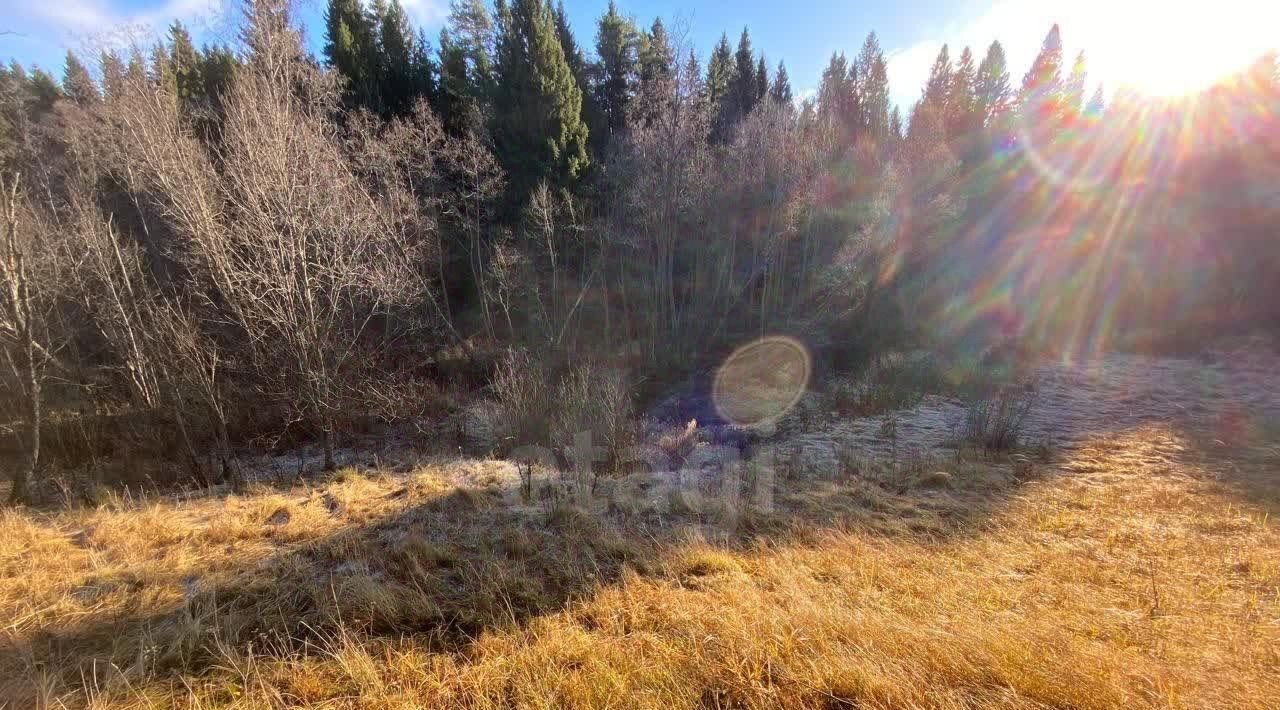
713 336 812 427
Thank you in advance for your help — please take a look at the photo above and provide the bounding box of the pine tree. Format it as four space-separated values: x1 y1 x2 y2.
411 30 438 107
438 30 477 134
99 50 125 100
816 52 849 125
170 22 204 113
975 40 1011 127
200 44 238 110
377 0 419 116
635 17 674 126
731 28 758 120
27 68 62 115
753 55 767 102
492 0 590 196
922 44 952 110
594 1 638 143
324 0 380 111
1085 85 1105 117
553 1 587 82
706 33 737 139
856 32 890 141
947 46 976 138
126 48 147 88
890 104 904 142
1020 24 1064 123
1064 50 1087 117
448 0 495 104
769 60 792 107
62 51 99 105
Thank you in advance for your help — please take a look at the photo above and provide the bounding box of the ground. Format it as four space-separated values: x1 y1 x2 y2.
1 342 1278 708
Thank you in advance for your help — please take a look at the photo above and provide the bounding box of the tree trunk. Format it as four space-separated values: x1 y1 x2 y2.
217 418 241 489
321 423 336 471
8 347 38 505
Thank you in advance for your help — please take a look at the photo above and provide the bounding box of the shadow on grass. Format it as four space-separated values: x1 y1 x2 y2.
5 418 1277 706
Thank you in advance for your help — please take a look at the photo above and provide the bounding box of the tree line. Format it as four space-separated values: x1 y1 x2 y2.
0 0 1276 503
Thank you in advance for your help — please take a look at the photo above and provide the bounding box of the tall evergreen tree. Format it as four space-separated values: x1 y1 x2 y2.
492 0 590 196
890 104 904 142
922 44 952 110
947 46 977 138
730 28 758 121
99 50 125 101
635 17 674 126
376 0 419 116
975 40 1011 127
324 0 380 111
1020 24 1064 122
755 55 768 103
706 34 735 121
1064 50 1087 116
553 1 587 82
169 21 204 113
1085 84 1105 117
448 0 496 99
61 52 99 106
856 32 890 141
593 1 638 144
200 44 239 109
769 60 792 107
816 52 849 125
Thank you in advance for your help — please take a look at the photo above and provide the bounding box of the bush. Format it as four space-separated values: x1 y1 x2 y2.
962 382 1038 451
833 352 945 417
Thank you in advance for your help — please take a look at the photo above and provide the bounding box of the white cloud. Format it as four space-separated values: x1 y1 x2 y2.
18 0 232 52
795 86 817 107
399 0 449 29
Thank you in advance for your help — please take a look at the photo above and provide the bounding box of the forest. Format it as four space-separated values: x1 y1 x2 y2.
0 0 1277 503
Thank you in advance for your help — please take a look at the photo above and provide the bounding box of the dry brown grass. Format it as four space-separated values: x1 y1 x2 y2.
2 427 1278 709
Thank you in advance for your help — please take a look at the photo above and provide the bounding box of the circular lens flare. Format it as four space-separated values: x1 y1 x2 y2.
713 336 812 427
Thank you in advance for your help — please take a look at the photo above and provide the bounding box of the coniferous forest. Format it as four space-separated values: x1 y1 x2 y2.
0 0 1277 503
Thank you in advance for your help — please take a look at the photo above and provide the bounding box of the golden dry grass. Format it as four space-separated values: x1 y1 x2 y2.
2 427 1278 709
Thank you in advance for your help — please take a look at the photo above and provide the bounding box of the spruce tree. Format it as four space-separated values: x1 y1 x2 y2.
769 60 792 107
324 0 380 111
448 0 495 98
1064 50 1087 117
947 46 976 138
594 1 637 143
755 55 768 103
438 30 479 134
554 1 587 83
731 28 758 120
170 22 203 113
706 34 735 126
99 50 125 101
1085 85 1105 117
856 32 890 142
975 40 1011 127
377 0 418 116
62 52 99 106
492 0 590 197
922 44 952 111
200 45 238 111
1020 24 1064 123
816 52 848 126
635 17 674 126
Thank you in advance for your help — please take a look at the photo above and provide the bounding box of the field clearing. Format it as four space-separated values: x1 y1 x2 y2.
3 346 1280 709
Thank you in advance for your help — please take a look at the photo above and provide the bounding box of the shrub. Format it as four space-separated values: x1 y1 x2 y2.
962 382 1038 451
833 352 945 416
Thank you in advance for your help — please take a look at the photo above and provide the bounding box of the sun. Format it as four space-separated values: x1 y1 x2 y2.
1069 0 1280 97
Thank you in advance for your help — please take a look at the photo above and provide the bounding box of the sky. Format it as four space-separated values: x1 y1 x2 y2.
3 0 1278 112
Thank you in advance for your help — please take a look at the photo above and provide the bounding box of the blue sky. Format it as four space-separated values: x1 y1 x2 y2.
4 1 1278 110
